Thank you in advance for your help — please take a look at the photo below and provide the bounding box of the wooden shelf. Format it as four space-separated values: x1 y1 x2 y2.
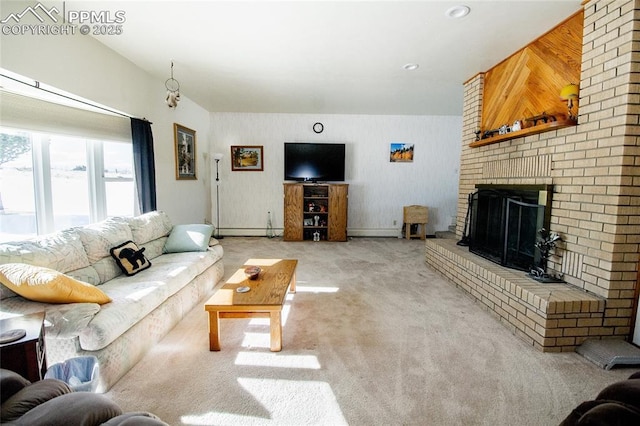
283 183 348 242
470 118 577 148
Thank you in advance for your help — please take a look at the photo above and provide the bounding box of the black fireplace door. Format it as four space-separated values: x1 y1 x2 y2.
504 198 545 271
469 188 546 271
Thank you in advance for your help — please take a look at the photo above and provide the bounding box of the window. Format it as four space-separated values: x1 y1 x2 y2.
0 127 134 242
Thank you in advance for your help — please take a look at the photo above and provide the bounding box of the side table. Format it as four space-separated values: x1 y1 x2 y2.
0 312 47 382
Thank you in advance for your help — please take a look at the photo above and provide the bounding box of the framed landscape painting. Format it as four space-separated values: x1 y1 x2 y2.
390 143 414 162
174 124 197 180
231 145 264 171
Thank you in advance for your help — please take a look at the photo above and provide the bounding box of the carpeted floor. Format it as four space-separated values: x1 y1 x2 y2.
106 237 635 425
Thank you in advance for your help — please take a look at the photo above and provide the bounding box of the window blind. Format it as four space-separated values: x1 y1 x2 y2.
0 90 131 142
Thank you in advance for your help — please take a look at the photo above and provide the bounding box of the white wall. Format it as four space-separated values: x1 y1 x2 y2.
0 26 211 225
211 113 462 237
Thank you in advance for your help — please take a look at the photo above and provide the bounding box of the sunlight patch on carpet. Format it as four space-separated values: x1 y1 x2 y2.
235 352 321 369
296 285 340 293
180 379 347 425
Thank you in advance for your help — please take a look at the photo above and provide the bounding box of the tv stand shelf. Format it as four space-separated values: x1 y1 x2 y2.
283 183 348 242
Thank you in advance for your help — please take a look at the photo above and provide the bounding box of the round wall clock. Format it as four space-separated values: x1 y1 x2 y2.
313 122 324 134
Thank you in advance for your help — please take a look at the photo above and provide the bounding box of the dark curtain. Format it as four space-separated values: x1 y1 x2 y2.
130 118 157 213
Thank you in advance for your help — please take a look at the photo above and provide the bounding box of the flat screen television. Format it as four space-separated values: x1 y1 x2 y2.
284 142 345 182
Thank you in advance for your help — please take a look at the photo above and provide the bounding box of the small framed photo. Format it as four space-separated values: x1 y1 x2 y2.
390 142 414 162
231 145 264 171
174 123 197 180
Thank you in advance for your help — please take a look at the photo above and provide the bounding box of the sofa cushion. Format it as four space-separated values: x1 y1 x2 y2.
78 248 222 350
0 263 111 305
75 219 133 264
0 229 90 274
75 219 133 283
124 211 172 245
142 237 169 260
0 378 72 422
110 241 151 276
65 264 101 286
164 224 214 253
45 303 102 338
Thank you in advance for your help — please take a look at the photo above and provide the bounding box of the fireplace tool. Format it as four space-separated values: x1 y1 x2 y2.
457 192 474 246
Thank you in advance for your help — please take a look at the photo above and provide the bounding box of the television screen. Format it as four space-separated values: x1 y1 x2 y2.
284 142 345 182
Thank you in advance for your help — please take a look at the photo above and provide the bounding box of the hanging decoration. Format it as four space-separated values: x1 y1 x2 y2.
165 61 180 108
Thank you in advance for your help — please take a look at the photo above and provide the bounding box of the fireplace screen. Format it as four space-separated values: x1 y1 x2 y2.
469 185 551 272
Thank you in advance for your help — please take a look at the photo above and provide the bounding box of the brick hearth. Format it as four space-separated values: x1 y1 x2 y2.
426 239 605 352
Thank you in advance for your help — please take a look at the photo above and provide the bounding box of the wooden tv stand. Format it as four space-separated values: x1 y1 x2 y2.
283 183 348 241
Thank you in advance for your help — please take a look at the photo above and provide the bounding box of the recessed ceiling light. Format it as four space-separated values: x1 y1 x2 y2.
445 5 470 19
403 63 419 71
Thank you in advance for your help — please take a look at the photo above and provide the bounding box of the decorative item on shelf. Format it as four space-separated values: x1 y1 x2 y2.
525 112 556 126
313 231 320 242
498 124 510 135
560 83 579 120
165 61 180 108
314 215 320 227
482 128 500 139
512 120 522 132
529 228 564 283
244 266 261 280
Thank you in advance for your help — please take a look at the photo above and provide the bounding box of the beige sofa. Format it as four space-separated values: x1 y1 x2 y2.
0 211 224 392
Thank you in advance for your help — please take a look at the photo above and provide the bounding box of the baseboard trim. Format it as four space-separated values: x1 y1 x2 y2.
217 228 405 238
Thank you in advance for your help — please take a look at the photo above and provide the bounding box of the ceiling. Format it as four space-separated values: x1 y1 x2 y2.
80 1 582 116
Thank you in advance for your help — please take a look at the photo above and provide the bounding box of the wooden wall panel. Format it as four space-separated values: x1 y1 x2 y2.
482 10 583 132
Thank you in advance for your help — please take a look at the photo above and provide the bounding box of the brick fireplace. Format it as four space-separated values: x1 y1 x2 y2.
426 0 640 352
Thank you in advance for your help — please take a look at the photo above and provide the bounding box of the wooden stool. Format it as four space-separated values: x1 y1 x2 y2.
403 205 428 240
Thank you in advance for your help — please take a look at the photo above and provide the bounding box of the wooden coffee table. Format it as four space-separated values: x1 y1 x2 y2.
204 258 298 352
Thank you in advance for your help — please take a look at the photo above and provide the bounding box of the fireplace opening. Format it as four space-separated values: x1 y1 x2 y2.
469 185 552 272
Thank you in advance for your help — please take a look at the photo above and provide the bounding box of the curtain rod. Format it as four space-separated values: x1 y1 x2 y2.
0 72 150 123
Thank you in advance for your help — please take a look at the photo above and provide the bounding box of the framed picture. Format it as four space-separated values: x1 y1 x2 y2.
390 143 414 162
231 145 264 171
174 124 197 180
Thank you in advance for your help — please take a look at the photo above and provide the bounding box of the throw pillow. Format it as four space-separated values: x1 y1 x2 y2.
0 263 112 305
110 241 151 276
164 224 214 253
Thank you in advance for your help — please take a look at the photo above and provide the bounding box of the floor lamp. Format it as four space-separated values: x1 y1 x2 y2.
214 153 224 239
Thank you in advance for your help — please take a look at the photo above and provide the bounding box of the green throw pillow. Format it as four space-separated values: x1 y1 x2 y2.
164 224 214 253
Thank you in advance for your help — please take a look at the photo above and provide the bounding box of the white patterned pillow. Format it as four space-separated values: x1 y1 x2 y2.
75 219 133 264
0 229 90 273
